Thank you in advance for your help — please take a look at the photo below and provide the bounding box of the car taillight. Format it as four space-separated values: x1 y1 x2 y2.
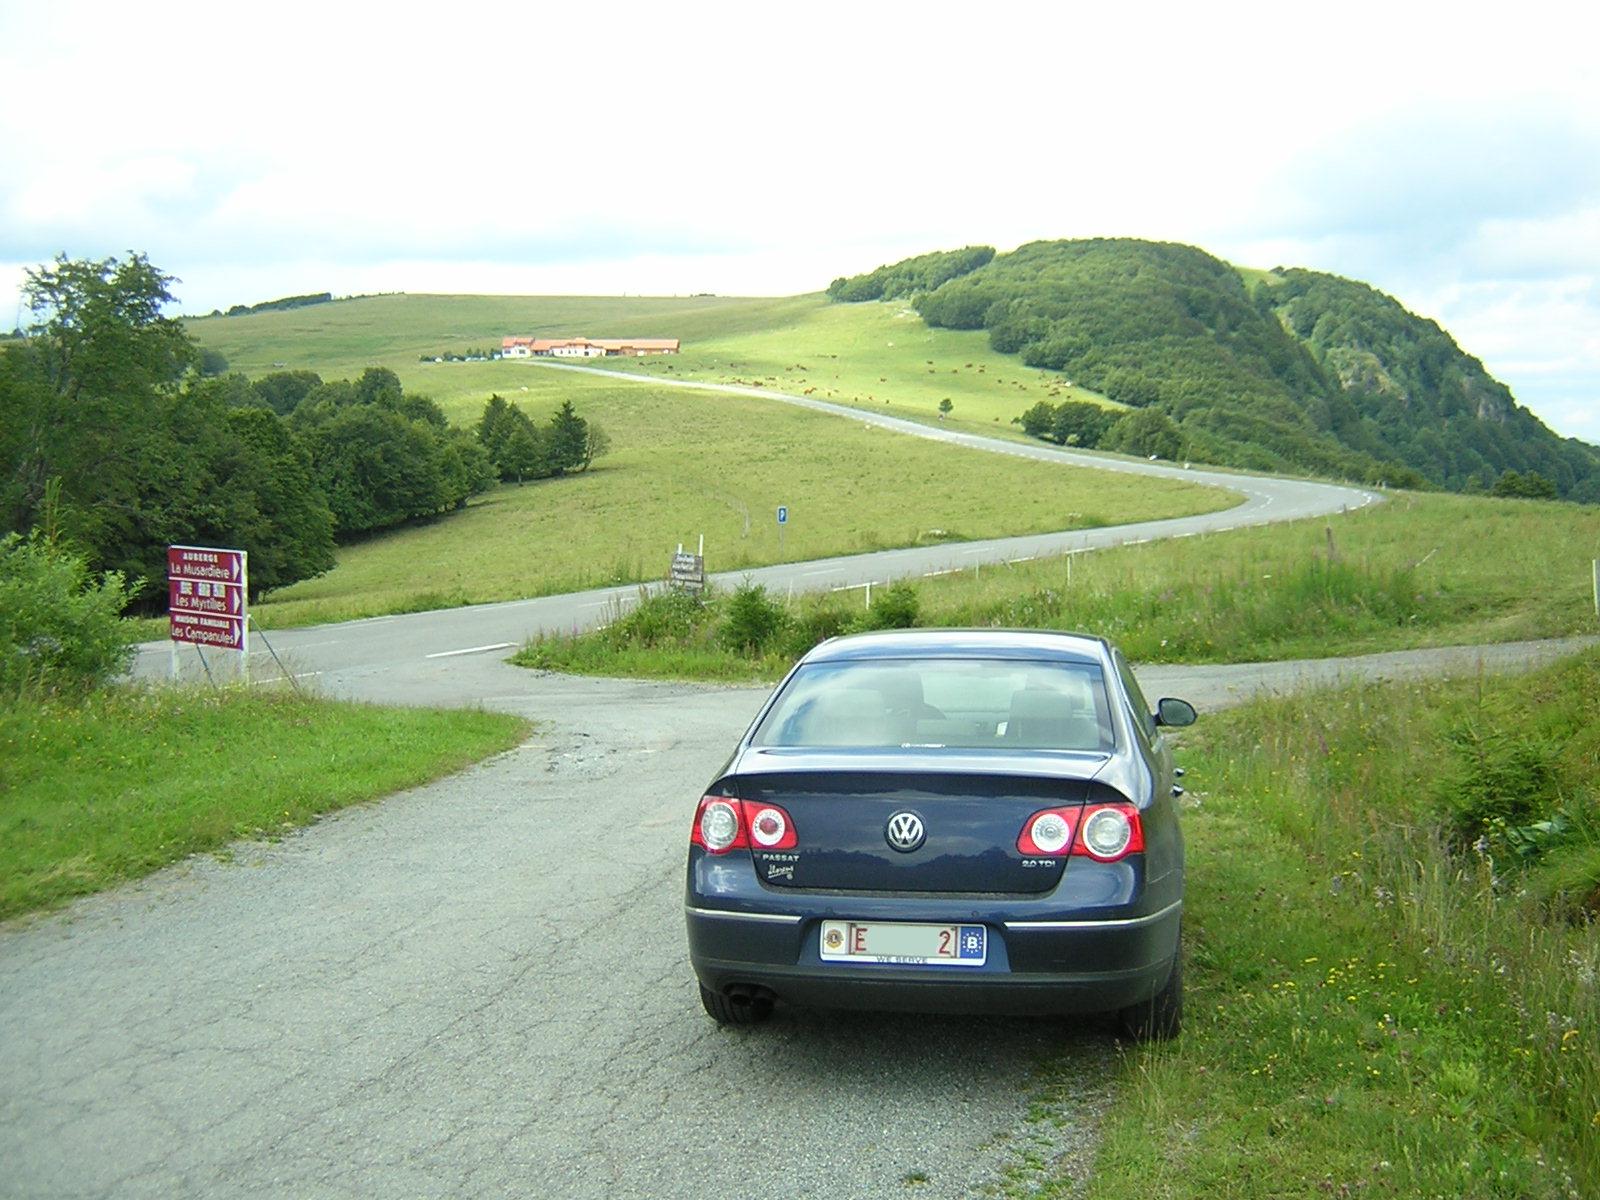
748 805 796 849
690 797 798 854
1018 808 1078 856
1074 803 1145 862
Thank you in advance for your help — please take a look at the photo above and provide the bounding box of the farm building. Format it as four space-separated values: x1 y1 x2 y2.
501 336 680 358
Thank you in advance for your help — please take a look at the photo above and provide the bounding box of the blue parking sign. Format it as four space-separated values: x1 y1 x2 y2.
776 506 788 525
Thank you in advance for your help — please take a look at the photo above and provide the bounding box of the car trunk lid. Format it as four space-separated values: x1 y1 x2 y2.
727 758 1100 894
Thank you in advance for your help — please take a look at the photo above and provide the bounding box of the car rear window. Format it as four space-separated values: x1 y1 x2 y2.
752 658 1115 752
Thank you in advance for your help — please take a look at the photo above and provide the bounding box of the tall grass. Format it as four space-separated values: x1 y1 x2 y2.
523 492 1600 680
1085 651 1600 1198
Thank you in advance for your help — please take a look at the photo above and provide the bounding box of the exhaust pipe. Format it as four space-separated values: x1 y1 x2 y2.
725 984 777 1011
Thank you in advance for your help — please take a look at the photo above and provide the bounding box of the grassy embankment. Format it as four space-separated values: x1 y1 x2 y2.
1064 648 1600 1199
518 491 1600 681
176 307 1231 629
0 689 528 920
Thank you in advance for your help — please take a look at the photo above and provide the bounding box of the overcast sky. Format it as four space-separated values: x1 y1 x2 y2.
3 1 1596 441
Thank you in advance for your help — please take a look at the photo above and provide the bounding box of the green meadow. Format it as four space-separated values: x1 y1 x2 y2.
181 297 1225 627
247 368 1230 628
186 292 1111 427
579 296 1116 424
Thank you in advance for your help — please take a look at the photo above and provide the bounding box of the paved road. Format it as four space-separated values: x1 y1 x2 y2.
6 639 1594 1199
9 375 1518 1199
132 367 1380 687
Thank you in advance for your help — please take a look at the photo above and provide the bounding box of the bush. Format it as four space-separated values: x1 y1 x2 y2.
1439 722 1560 847
861 581 921 630
784 603 855 658
604 587 706 648
720 581 788 654
0 533 139 700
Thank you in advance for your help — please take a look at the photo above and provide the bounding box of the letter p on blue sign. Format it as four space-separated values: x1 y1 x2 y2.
776 506 788 525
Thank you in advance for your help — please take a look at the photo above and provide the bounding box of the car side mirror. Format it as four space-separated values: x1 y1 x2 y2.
1155 697 1197 728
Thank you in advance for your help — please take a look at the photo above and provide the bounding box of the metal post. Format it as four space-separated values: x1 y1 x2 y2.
1593 559 1599 619
250 617 304 696
170 638 179 682
239 551 250 685
865 581 872 609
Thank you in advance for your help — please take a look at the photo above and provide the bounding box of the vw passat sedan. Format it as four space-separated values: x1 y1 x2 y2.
685 629 1196 1038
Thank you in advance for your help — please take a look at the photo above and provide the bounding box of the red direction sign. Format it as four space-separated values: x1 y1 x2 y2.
167 545 245 584
169 577 244 616
168 545 248 650
169 610 247 651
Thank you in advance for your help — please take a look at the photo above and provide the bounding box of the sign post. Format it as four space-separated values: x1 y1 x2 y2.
167 545 248 681
777 504 788 554
669 543 705 593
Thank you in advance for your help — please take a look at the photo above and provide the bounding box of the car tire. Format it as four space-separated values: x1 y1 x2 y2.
1117 937 1183 1042
699 983 774 1026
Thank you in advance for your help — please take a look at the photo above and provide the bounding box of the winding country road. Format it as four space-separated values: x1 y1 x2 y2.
132 366 1381 687
12 377 1586 1199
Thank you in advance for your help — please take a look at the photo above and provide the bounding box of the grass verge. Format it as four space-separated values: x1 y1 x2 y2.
1082 650 1600 1199
0 687 529 920
519 492 1600 680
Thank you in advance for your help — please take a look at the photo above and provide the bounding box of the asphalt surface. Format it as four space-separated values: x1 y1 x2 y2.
8 639 1596 1199
6 377 1570 1198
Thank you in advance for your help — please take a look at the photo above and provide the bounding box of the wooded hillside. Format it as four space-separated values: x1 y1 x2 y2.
832 239 1600 500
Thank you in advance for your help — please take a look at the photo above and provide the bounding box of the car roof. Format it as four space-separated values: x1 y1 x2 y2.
799 628 1110 666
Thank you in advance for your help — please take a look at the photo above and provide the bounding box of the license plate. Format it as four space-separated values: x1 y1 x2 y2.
819 920 987 966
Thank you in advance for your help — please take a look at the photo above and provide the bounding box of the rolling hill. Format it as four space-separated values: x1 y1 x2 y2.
828 239 1600 501
179 297 1229 624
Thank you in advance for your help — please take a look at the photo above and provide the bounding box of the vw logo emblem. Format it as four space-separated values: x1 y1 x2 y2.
885 811 926 853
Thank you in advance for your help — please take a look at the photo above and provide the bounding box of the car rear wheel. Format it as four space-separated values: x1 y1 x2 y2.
1117 936 1183 1041
699 983 774 1026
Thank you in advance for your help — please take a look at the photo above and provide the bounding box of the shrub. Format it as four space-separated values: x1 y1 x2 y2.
606 587 707 648
0 533 139 700
861 581 921 631
784 604 854 659
1439 721 1561 847
719 582 788 654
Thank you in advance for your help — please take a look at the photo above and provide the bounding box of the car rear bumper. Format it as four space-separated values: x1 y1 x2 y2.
686 899 1181 1016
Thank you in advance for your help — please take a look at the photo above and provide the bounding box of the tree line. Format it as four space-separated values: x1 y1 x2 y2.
0 254 608 611
826 246 994 304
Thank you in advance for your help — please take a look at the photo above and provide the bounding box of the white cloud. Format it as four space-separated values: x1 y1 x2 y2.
2 0 1597 441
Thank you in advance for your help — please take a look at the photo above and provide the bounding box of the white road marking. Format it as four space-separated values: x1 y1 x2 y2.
802 568 843 577
252 671 322 686
425 642 515 659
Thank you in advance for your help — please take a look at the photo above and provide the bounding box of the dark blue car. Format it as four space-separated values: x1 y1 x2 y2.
685 629 1196 1038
